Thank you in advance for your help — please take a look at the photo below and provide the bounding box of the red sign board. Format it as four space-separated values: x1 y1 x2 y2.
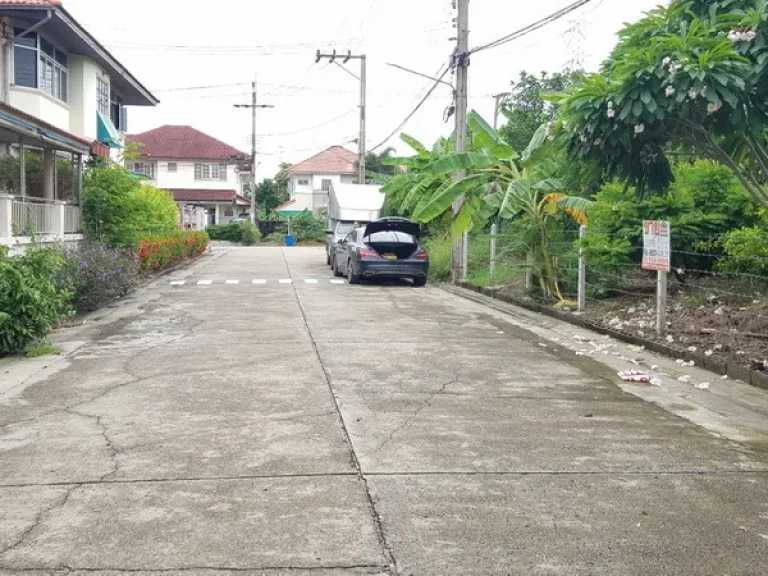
642 220 671 272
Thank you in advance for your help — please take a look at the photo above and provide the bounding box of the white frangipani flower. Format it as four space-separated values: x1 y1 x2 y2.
688 90 698 100
665 86 676 97
606 108 616 119
634 124 645 134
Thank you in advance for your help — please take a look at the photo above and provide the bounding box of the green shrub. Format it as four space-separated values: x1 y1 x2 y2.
425 236 452 283
264 231 286 244
0 248 71 355
290 211 326 243
137 231 210 273
58 242 139 312
206 222 260 245
82 166 179 248
718 226 768 276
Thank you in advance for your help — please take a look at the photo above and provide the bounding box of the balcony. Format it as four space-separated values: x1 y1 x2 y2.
4 196 81 237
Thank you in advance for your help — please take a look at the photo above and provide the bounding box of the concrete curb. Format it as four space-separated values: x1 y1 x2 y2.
456 282 768 392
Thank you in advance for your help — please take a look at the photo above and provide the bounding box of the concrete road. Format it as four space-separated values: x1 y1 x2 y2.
2 246 768 575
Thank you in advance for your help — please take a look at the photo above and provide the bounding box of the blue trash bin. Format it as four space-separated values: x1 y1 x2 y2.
285 235 296 247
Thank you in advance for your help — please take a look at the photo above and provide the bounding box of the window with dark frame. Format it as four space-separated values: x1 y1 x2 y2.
167 162 177 173
321 179 332 191
128 162 155 179
97 78 109 116
110 89 127 132
13 30 68 102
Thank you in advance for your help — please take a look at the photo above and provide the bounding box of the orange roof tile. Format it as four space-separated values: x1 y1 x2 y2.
0 0 63 5
127 126 246 161
287 146 358 175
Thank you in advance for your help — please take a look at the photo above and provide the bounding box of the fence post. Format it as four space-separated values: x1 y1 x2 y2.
0 195 12 239
52 201 65 242
461 230 468 282
489 223 497 284
578 225 587 312
525 253 533 291
656 270 668 336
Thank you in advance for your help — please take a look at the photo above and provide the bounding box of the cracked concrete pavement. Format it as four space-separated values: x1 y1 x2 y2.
1 246 768 575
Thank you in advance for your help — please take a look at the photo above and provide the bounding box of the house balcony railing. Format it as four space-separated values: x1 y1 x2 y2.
0 195 82 239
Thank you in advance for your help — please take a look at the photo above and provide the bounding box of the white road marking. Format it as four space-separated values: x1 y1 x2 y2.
329 279 346 285
279 279 293 284
304 279 319 284
225 280 240 285
170 281 185 286
252 279 267 284
197 280 212 285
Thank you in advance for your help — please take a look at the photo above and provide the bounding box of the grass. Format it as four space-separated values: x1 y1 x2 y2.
466 264 522 287
25 342 62 358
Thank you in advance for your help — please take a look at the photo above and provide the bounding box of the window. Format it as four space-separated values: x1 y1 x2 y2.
97 78 109 116
194 163 227 181
14 30 68 102
223 206 234 217
167 162 177 173
297 179 309 186
322 178 332 192
128 162 154 179
110 89 127 132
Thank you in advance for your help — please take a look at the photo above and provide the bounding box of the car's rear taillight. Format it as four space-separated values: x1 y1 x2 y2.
412 250 429 260
357 248 379 258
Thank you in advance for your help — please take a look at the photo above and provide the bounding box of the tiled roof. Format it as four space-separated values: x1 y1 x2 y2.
0 100 94 152
287 146 358 175
168 189 250 205
127 126 247 161
0 0 63 5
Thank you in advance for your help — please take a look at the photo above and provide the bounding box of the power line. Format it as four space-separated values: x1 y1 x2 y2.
369 65 450 153
470 0 595 54
243 109 358 138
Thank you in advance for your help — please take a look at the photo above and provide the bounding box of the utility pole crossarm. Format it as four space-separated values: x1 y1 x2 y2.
315 49 367 184
234 75 275 227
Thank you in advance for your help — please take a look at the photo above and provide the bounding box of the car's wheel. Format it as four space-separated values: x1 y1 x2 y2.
326 251 331 265
332 257 343 277
347 260 361 284
413 277 427 287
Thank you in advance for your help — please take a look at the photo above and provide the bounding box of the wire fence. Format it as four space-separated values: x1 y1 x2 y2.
466 226 768 372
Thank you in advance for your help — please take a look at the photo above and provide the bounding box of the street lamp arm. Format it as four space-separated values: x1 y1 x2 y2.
386 63 455 94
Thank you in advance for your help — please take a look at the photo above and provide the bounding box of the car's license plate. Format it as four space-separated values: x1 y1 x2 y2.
383 253 397 260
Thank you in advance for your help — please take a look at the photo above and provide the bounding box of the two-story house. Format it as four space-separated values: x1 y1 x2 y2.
0 0 158 253
126 125 251 226
277 146 359 217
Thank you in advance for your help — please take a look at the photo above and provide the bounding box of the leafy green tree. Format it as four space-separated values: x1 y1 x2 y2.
254 178 286 215
365 147 397 184
555 0 768 206
499 70 580 153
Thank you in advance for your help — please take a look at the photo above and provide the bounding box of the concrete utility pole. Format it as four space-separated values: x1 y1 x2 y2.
493 92 512 131
315 50 367 184
235 75 274 227
452 0 470 283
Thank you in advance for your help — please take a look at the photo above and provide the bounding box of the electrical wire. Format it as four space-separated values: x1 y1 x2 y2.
368 65 451 152
469 0 595 54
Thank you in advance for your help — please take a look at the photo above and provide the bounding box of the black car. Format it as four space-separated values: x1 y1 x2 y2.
331 218 429 285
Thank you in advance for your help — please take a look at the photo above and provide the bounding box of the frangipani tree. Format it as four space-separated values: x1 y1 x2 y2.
554 0 768 206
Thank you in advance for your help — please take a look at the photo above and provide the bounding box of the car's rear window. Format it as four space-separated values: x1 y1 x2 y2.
365 231 415 243
337 222 355 235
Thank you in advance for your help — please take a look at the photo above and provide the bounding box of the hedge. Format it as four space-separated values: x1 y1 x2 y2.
137 231 210 273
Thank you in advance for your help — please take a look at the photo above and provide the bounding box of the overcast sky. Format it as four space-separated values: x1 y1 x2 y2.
65 0 660 178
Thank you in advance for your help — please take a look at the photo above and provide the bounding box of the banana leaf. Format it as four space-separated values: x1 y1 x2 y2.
412 174 489 223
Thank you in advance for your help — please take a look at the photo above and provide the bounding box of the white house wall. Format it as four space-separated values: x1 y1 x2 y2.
9 86 70 132
153 161 240 192
68 56 107 142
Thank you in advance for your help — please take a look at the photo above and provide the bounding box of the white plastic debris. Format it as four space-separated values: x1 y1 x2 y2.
678 375 692 383
721 375 729 380
618 370 650 383
705 350 714 357
687 346 698 352
650 378 663 387
666 335 675 343
651 365 660 371
608 317 621 326
696 382 711 390
676 359 686 365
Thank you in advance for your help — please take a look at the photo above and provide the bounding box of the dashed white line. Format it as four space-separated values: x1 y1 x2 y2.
170 281 185 286
330 279 346 285
252 279 267 284
279 279 293 284
304 279 319 284
225 280 240 285
197 280 213 285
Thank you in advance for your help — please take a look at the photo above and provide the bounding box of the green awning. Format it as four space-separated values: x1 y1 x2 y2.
129 172 152 180
97 111 122 148
276 209 303 216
